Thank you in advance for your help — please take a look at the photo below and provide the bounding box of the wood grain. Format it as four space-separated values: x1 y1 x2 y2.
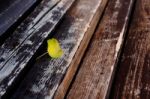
0 0 37 36
11 0 106 98
67 0 135 99
110 0 150 98
0 0 74 97
54 0 109 98
0 0 60 67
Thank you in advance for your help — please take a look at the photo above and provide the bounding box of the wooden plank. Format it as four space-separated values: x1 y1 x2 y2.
0 0 60 67
54 0 109 98
11 0 107 98
110 0 150 99
0 0 37 36
0 0 74 97
67 0 135 99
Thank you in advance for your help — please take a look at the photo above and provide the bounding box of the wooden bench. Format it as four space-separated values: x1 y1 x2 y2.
0 0 150 99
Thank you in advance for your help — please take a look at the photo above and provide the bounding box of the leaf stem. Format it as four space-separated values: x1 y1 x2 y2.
36 52 48 60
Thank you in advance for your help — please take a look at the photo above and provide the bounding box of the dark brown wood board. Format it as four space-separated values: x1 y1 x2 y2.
67 0 135 99
0 0 37 36
0 0 74 97
110 0 150 98
11 0 108 98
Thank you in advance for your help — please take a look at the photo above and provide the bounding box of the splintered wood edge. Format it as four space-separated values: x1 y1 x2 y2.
54 0 109 98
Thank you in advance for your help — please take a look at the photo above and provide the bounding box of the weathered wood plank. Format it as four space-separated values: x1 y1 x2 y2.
0 0 37 36
0 0 74 97
0 0 60 67
67 0 135 99
54 0 109 98
110 0 150 98
11 0 107 98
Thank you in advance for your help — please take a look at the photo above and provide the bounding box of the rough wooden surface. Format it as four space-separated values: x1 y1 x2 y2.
67 0 135 98
0 0 60 67
110 0 150 98
0 0 74 97
54 0 109 98
0 0 37 36
12 0 106 98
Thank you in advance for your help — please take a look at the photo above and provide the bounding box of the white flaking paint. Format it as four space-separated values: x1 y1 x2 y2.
31 0 60 26
115 0 121 8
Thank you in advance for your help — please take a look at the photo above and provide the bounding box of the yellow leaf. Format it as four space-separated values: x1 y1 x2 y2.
47 38 63 58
